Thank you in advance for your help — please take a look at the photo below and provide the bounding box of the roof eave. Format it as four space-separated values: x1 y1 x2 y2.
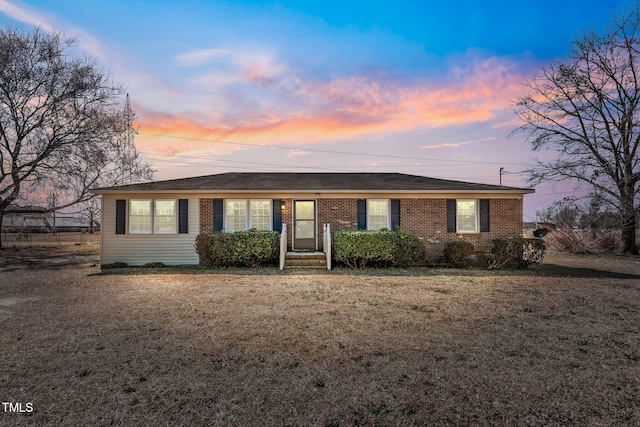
92 188 535 195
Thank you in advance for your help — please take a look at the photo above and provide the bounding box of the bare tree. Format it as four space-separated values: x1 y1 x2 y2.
514 4 640 254
536 198 580 229
0 28 153 248
73 197 101 233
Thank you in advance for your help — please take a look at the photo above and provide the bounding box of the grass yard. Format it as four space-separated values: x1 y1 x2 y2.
1 245 639 426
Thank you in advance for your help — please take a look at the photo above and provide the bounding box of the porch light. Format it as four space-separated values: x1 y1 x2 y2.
281 201 286 210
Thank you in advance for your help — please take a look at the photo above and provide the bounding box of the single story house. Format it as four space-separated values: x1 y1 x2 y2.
2 206 51 233
92 172 534 266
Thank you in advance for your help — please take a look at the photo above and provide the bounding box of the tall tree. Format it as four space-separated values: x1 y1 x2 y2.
0 28 153 248
514 4 640 254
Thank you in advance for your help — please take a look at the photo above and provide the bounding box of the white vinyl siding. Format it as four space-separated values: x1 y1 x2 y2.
456 200 478 233
368 199 389 230
225 199 271 231
102 196 199 266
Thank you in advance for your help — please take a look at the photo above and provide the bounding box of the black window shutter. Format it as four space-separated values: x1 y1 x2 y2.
272 199 283 233
357 199 367 230
213 198 223 231
391 199 400 230
178 199 189 233
480 199 490 232
446 199 456 232
116 199 126 234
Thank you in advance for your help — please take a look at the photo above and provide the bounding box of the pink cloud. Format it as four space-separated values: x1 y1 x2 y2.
133 55 531 157
420 137 496 150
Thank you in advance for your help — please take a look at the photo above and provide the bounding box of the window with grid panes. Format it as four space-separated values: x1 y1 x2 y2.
456 200 478 233
368 199 389 230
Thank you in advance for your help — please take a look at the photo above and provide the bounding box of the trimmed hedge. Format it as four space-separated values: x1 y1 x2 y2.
443 241 475 268
489 237 546 269
395 228 427 267
195 230 280 267
332 229 426 269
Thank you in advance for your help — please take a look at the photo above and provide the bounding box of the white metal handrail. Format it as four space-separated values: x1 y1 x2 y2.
279 223 287 270
323 223 331 270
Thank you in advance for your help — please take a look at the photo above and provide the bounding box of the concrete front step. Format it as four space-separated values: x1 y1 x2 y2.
284 252 327 269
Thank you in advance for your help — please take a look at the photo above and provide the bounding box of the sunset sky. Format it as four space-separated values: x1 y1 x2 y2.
0 0 628 219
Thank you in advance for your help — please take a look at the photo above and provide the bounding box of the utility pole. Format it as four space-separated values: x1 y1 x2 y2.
122 94 136 183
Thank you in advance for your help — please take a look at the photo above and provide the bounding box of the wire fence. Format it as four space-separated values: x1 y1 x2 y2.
1 231 100 247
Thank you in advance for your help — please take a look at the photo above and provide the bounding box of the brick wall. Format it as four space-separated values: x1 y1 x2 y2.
281 198 293 249
317 198 523 261
199 197 524 259
199 199 213 233
398 198 523 260
317 198 359 250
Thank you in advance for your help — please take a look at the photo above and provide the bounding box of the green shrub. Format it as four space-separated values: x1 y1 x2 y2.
142 262 167 268
101 261 128 269
333 230 395 269
394 228 427 267
489 237 546 269
195 230 280 267
229 229 280 267
333 230 396 269
194 233 222 267
443 241 475 267
332 229 426 269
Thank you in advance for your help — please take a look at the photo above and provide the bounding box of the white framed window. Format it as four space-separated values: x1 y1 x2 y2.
129 199 152 234
154 200 177 233
456 199 478 233
250 200 271 230
129 199 177 234
226 200 248 232
225 199 272 231
368 199 390 231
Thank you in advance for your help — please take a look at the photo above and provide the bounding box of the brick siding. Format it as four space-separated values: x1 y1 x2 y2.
199 196 524 260
317 198 359 250
281 198 293 248
399 198 523 260
199 199 214 233
318 198 523 260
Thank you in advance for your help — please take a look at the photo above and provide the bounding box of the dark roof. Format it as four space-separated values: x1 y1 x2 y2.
5 205 48 214
93 172 533 193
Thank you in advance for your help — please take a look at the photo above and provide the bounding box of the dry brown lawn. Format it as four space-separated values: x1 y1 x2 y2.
1 245 639 426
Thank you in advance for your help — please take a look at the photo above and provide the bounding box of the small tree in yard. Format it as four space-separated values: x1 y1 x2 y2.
0 28 153 248
514 3 640 254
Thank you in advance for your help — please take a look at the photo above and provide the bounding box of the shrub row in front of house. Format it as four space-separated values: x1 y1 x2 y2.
441 237 545 269
195 230 280 267
332 229 426 269
194 229 545 270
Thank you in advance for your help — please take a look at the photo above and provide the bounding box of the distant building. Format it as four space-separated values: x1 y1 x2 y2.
2 206 51 232
2 206 95 233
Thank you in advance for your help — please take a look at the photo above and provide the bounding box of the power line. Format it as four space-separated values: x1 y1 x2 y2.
139 151 359 172
139 150 533 187
138 132 531 167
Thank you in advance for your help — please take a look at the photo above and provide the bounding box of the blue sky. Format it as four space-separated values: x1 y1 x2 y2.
0 0 629 219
